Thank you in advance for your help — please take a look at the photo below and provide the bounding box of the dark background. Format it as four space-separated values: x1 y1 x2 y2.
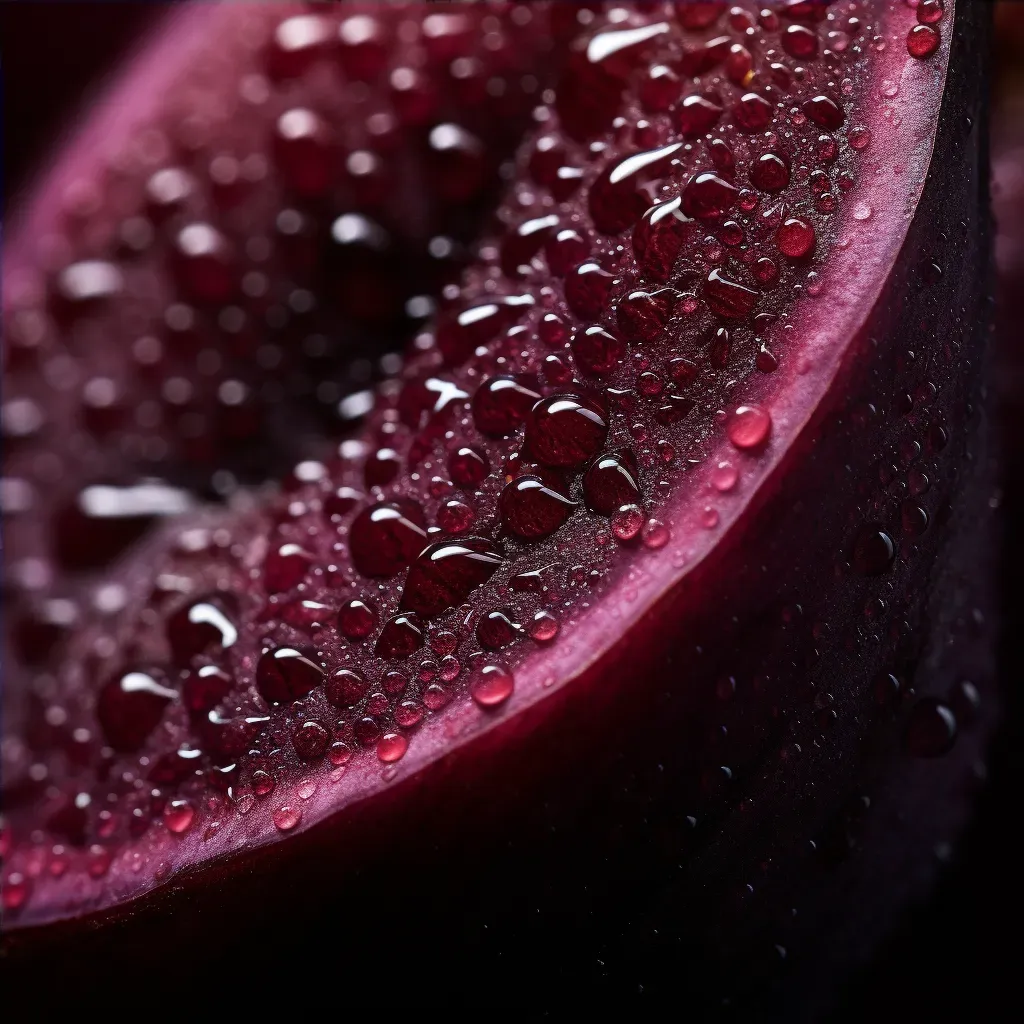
2 2 1019 1016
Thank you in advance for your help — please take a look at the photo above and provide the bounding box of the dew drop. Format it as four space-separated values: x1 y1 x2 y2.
329 742 353 767
401 538 505 617
163 799 195 835
529 610 560 643
272 805 302 832
526 393 609 468
256 647 324 704
850 526 896 576
500 477 578 539
472 375 542 437
470 663 515 708
776 217 816 260
907 24 940 59
476 610 521 650
612 504 645 541
375 613 425 659
349 501 428 578
726 405 772 450
448 446 489 488
337 598 377 640
642 518 670 549
583 449 641 514
377 733 409 763
167 597 238 666
97 670 177 753
264 542 314 593
292 721 330 762
571 325 626 377
711 462 738 492
749 153 790 193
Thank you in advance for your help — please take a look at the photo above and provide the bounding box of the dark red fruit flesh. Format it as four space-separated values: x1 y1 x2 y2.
1 0 568 675
2 1 996 1014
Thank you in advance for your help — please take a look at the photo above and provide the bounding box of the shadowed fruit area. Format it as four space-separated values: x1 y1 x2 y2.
0 1 998 1014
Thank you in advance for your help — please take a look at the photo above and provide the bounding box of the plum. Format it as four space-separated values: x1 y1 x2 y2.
1 1 997 1014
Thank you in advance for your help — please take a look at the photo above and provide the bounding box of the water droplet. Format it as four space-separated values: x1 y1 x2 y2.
572 325 626 377
642 518 670 549
97 670 177 753
329 742 353 767
749 152 791 193
375 613 425 659
292 720 330 761
566 262 619 319
583 449 641 514
527 393 609 468
349 501 427 578
273 805 302 832
907 23 940 59
163 799 195 834
850 527 895 576
682 172 739 221
612 504 645 541
470 663 515 708
256 647 324 703
337 598 377 640
802 94 844 130
377 733 409 763
726 405 772 450
529 611 560 643
435 295 534 365
711 462 738 492
904 699 957 756
472 375 542 437
401 538 505 616
590 143 684 234
448 446 490 488
617 288 678 343
633 196 697 282
500 477 578 539
733 92 774 132
167 597 238 666
264 542 314 592
703 269 760 320
777 217 816 260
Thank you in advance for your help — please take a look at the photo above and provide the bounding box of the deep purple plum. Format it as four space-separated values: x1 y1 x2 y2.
1 1 996 1013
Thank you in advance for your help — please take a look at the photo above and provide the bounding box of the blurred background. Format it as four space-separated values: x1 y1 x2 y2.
2 1 1021 1014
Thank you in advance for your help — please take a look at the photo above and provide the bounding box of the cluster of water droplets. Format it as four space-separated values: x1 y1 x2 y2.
2 0 562 671
1 0 956 914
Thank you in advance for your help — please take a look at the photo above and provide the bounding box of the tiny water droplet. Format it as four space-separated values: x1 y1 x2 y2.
273 804 302 831
642 518 670 549
612 503 645 541
711 462 738 492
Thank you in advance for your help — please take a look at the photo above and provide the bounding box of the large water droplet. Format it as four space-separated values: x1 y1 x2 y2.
470 663 515 708
726 405 772 450
400 538 505 617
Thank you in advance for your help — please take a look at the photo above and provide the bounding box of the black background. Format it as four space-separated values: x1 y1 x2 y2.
1 2 1019 1016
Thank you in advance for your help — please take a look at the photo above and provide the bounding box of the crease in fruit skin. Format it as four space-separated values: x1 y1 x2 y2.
1 0 982 932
